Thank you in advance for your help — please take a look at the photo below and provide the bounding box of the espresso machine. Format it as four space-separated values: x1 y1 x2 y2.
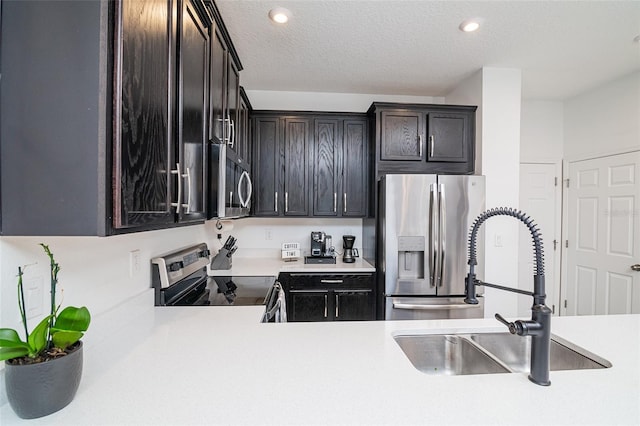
306 231 336 264
342 235 358 263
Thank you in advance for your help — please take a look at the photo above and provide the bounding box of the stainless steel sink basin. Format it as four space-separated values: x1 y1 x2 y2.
468 332 612 372
393 334 510 375
393 332 611 376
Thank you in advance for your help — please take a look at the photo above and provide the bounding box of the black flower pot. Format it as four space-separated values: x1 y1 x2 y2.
5 341 83 419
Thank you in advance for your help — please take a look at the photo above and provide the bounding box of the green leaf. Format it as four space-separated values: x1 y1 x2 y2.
53 306 91 333
0 328 29 349
51 330 84 350
0 347 29 361
27 315 53 356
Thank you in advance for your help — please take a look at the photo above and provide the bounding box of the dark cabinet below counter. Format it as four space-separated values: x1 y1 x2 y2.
279 272 376 322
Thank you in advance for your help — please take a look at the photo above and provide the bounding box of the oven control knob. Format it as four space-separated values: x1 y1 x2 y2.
168 261 184 272
199 249 211 258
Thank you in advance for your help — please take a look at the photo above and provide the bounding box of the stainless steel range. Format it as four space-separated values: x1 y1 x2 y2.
151 243 275 307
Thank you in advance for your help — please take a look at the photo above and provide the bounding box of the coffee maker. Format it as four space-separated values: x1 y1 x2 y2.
342 235 357 263
310 231 326 256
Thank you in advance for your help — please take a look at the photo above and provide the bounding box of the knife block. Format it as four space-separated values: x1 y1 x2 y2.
210 247 233 270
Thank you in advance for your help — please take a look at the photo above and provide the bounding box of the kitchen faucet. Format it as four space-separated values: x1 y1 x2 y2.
464 207 552 386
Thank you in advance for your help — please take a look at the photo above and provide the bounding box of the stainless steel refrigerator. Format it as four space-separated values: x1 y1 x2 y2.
379 174 485 320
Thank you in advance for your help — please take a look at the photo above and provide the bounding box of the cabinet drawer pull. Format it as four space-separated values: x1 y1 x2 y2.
335 294 339 318
333 192 337 213
343 193 347 213
419 134 423 157
320 279 343 283
275 192 278 213
324 294 328 318
285 192 289 212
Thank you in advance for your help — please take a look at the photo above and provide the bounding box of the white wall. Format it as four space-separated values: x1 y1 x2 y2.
564 71 640 161
446 67 522 318
520 100 564 163
245 90 444 112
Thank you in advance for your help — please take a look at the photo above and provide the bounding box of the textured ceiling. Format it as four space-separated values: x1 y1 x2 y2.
215 0 640 100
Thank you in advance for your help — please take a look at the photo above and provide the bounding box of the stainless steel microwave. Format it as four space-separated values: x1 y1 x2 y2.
207 143 252 219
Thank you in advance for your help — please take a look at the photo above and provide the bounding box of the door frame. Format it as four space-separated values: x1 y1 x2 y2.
519 161 563 315
560 148 640 315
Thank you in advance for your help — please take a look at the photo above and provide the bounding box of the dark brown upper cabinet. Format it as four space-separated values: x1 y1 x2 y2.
369 103 476 177
0 0 242 236
114 0 210 230
313 118 368 217
252 112 368 219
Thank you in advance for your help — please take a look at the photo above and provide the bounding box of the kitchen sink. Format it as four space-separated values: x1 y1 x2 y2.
393 332 611 376
393 334 510 375
467 332 612 372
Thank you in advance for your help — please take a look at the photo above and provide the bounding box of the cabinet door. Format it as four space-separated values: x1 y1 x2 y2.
313 119 339 216
253 117 281 216
226 59 240 153
283 118 310 216
289 291 330 322
334 290 375 321
425 112 469 163
342 119 368 217
208 27 226 145
114 0 173 229
236 94 249 163
379 111 423 161
176 0 208 222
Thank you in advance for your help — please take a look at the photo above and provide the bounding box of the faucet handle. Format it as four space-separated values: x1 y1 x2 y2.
495 313 524 335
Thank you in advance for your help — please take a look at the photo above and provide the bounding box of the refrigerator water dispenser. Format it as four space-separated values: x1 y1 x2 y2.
397 236 425 279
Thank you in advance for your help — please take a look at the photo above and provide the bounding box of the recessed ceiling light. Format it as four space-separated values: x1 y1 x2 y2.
459 19 481 33
269 7 291 24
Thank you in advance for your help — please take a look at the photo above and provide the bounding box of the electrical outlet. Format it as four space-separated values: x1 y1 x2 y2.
24 276 44 319
129 249 141 277
494 234 503 247
265 229 273 240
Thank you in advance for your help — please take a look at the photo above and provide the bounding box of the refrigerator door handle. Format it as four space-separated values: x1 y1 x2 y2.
393 303 479 310
429 183 438 287
438 183 446 287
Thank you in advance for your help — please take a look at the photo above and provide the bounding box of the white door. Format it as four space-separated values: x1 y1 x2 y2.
565 151 640 315
519 163 561 317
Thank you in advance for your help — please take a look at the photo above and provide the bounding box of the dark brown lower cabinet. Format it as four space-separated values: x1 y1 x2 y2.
280 273 375 322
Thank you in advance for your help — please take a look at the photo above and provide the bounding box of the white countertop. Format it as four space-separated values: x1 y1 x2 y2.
2 297 638 425
207 255 375 277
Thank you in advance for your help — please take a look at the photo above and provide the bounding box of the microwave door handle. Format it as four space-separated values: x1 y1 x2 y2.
438 183 446 287
237 171 247 208
428 183 437 288
245 172 253 207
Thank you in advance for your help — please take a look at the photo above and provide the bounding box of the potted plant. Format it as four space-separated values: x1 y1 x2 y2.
0 244 91 419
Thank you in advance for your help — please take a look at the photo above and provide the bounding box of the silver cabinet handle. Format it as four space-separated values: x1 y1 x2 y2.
419 134 423 157
320 279 343 283
632 264 640 271
343 193 347 213
438 183 446 287
429 135 435 157
393 303 479 310
335 294 339 318
324 294 328 318
333 192 337 213
229 191 233 206
245 172 253 208
275 192 278 213
285 192 289 212
229 119 235 148
184 166 192 213
170 162 185 213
